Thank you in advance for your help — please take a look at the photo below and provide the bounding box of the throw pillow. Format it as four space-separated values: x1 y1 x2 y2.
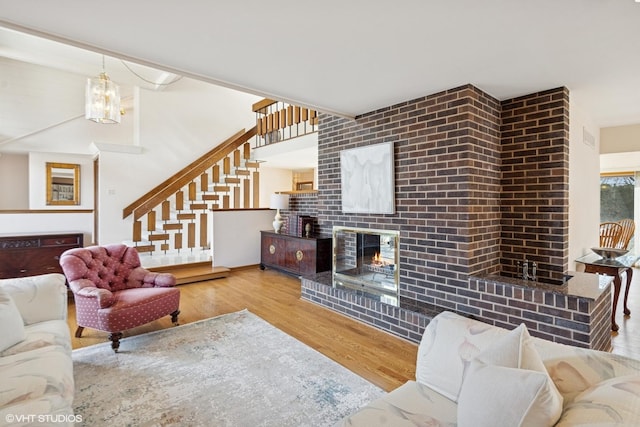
555 374 640 426
457 323 563 427
0 289 27 353
416 311 507 401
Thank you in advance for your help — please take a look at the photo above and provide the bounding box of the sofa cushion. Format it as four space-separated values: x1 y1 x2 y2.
96 287 180 331
1 320 72 357
336 380 458 427
416 310 507 401
532 337 640 403
0 274 68 324
0 396 75 425
0 289 26 353
555 374 640 426
457 324 563 427
0 345 74 411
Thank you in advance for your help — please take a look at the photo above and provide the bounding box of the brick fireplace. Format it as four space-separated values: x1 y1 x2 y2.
290 84 589 347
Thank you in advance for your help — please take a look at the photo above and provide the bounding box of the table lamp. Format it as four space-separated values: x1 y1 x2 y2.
270 193 290 233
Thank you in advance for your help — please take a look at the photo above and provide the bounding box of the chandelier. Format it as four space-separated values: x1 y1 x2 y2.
85 56 121 124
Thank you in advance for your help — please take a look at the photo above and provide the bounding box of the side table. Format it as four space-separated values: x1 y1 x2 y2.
575 252 639 331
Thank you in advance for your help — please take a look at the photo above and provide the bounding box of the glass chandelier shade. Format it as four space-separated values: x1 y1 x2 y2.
85 71 121 124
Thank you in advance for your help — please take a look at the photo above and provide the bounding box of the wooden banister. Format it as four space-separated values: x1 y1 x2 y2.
252 98 276 113
253 98 317 145
123 126 257 220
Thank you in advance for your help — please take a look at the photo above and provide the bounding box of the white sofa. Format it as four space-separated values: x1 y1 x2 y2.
0 274 75 426
339 311 640 426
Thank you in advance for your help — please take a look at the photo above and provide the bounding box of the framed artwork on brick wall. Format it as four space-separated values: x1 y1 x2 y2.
340 141 395 214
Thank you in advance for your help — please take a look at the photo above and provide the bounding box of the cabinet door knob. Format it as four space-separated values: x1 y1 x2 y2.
296 250 304 261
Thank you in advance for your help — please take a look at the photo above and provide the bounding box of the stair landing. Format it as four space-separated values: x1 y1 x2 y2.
140 250 229 285
150 261 230 285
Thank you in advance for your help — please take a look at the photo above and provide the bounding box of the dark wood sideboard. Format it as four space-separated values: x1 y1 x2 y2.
260 231 331 276
0 232 84 279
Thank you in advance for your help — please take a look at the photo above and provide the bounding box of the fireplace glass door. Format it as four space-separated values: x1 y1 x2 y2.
332 226 399 304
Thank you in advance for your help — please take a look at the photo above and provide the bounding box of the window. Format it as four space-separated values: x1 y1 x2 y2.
600 172 636 251
600 173 635 223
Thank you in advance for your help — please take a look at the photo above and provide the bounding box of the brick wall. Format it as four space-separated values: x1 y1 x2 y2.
500 88 570 283
468 276 611 350
317 85 505 315
301 272 431 343
282 192 318 235
301 272 611 350
287 192 318 215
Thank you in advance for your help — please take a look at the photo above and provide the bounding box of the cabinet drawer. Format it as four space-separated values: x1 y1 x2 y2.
41 236 81 247
29 248 66 273
0 238 40 249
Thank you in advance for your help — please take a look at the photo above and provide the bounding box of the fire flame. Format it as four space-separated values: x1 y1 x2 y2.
372 252 384 265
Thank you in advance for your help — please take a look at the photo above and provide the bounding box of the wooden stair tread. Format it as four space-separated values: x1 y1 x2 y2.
149 261 230 285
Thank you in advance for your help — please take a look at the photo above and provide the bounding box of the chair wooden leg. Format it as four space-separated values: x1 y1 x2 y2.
75 326 84 338
109 332 123 353
170 309 180 326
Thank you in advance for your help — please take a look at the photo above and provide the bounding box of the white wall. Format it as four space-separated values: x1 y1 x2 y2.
259 167 293 207
7 106 135 155
0 152 94 242
600 152 640 173
0 212 93 244
0 58 134 156
601 124 640 154
211 209 274 268
568 99 601 270
0 154 29 209
28 152 94 210
2 75 261 246
96 79 260 245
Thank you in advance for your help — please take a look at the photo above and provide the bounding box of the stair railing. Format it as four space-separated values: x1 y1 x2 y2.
122 126 259 254
253 99 318 148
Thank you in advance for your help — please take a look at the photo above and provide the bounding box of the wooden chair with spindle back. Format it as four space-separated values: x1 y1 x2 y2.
616 219 636 250
599 222 624 248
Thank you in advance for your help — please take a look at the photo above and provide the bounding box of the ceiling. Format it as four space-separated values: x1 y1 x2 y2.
1 0 639 142
0 27 183 148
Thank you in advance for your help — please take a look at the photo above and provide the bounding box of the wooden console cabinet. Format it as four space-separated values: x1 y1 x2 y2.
260 231 331 276
0 232 84 279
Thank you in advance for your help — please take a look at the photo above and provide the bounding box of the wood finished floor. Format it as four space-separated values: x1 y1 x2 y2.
611 267 640 357
67 267 418 392
67 266 640 392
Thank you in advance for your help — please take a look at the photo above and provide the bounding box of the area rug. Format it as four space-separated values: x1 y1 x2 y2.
72 309 384 426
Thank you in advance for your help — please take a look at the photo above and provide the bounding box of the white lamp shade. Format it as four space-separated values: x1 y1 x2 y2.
270 194 290 210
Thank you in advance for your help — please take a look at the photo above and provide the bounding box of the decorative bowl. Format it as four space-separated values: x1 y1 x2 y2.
591 247 629 259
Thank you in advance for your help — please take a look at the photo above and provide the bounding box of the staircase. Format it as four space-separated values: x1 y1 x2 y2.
121 98 319 283
122 127 258 258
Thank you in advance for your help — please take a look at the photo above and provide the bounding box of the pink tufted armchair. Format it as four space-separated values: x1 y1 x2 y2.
59 244 180 352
